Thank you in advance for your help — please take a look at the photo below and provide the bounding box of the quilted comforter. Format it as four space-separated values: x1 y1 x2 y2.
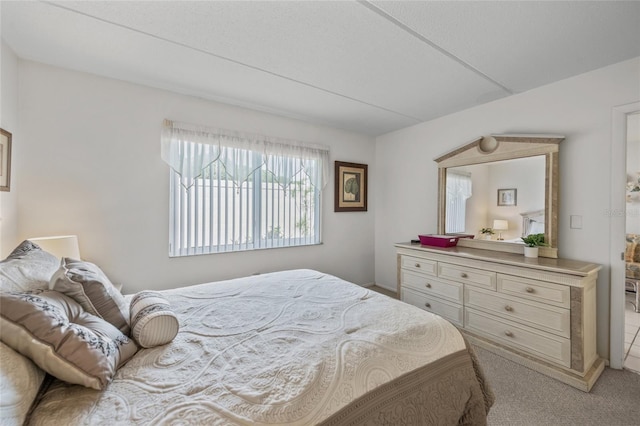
27 269 493 425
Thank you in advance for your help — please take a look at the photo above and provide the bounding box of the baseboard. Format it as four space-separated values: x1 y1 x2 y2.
364 283 396 292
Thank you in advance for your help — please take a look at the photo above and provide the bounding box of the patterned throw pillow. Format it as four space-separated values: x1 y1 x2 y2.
0 240 59 293
0 241 58 423
50 258 130 335
130 291 179 348
0 290 138 390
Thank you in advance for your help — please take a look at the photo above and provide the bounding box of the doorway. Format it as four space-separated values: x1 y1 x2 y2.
623 112 640 372
610 102 640 370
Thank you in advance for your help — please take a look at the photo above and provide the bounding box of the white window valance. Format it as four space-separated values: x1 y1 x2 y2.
161 119 330 190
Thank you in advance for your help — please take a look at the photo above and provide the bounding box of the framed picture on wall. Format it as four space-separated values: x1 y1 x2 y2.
497 188 517 206
0 128 12 192
335 161 368 212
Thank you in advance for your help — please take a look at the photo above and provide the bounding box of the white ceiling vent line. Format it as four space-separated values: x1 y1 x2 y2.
44 0 423 124
358 0 514 95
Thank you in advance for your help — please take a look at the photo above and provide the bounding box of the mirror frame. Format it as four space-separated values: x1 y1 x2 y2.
435 134 563 258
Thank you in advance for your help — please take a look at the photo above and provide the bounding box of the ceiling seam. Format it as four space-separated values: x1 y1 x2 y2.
358 0 514 95
41 0 424 124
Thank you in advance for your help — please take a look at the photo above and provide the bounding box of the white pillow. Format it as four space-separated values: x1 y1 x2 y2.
0 341 46 426
130 291 179 348
0 241 59 293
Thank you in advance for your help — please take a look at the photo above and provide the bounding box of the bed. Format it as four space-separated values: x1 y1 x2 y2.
520 209 545 238
1 241 493 425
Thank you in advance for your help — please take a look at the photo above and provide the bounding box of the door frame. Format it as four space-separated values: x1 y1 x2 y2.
609 101 640 369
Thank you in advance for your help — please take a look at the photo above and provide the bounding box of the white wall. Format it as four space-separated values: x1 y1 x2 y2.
375 57 640 360
0 41 19 256
16 61 375 292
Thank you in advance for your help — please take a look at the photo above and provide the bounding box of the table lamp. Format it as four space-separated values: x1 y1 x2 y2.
28 235 81 259
492 220 509 241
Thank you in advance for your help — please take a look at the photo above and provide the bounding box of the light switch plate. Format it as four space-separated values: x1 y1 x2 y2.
570 215 582 229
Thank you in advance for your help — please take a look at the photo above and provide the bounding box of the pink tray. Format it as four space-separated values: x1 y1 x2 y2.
418 234 459 247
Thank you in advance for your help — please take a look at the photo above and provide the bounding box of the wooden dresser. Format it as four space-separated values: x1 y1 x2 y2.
396 242 604 391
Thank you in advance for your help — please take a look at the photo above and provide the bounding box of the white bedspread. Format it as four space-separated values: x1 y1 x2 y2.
28 269 466 425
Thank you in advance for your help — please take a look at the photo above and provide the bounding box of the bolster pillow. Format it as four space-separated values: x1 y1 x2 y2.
130 291 179 348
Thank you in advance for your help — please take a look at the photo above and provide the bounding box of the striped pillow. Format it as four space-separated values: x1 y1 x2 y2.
129 291 179 348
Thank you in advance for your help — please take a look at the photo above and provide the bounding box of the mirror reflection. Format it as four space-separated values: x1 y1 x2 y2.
445 156 546 243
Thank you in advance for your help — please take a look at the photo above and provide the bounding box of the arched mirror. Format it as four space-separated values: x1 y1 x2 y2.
435 134 563 258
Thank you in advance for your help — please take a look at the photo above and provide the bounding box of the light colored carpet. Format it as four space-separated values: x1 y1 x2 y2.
474 346 640 426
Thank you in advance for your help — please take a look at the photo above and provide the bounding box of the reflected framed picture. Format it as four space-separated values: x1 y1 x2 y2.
335 161 367 212
497 188 517 206
0 128 12 192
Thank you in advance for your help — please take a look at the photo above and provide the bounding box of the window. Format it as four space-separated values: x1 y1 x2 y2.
162 120 329 256
445 171 472 233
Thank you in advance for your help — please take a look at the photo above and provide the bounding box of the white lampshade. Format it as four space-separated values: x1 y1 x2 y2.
28 235 80 260
493 220 509 231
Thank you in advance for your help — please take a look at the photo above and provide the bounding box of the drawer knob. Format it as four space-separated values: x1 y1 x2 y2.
425 283 432 288
504 331 514 338
460 273 468 278
415 263 421 268
505 305 514 312
425 302 431 308
525 287 535 293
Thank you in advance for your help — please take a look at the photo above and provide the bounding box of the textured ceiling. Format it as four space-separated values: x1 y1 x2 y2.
2 1 639 136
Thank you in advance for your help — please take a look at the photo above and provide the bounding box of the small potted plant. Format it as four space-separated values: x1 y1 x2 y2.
521 233 548 258
479 228 495 240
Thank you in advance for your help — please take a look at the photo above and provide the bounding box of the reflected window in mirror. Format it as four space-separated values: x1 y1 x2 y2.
445 171 472 233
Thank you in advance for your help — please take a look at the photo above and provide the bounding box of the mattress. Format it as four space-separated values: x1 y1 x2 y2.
26 269 492 425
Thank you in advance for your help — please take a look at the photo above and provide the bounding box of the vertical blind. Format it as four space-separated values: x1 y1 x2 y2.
445 171 472 233
162 120 329 256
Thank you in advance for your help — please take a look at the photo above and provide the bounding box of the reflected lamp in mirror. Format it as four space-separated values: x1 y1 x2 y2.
492 220 509 241
28 235 80 260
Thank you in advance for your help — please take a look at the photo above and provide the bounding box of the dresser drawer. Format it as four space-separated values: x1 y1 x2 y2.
465 309 570 368
402 288 463 327
402 270 463 303
497 274 570 308
401 256 437 276
465 288 569 338
438 262 496 290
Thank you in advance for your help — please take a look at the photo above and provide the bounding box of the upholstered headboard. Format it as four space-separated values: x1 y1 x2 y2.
520 209 545 237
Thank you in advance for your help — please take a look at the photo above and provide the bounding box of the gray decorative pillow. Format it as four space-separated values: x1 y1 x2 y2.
50 258 130 335
0 289 138 390
130 291 179 348
0 241 59 293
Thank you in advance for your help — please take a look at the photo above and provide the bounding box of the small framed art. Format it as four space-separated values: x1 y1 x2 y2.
335 161 367 212
0 128 12 192
497 188 517 206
